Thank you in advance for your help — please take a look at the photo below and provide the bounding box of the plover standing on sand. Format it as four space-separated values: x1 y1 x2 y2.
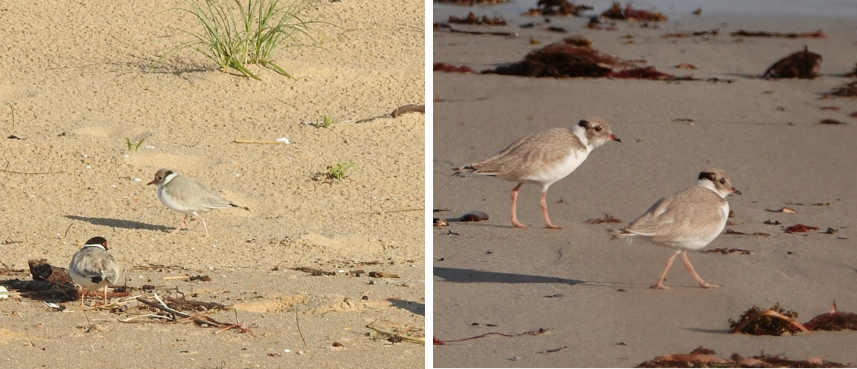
69 236 121 306
147 169 249 236
613 168 741 289
453 117 621 229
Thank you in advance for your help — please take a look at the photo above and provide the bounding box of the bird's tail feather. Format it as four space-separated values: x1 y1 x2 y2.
610 228 637 241
452 165 476 177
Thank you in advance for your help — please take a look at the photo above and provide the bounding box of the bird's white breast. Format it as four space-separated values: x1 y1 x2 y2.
524 147 590 186
157 185 195 214
675 200 730 250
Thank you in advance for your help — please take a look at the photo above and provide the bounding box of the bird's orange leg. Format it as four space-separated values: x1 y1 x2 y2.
510 183 528 228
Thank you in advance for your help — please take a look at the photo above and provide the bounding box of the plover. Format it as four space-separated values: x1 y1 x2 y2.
68 236 121 306
148 169 249 236
613 168 741 289
453 117 621 229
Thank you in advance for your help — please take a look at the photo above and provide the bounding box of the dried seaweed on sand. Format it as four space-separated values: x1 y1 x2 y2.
763 46 822 79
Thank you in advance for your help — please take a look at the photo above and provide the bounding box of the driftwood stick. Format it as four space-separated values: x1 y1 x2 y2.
367 324 426 344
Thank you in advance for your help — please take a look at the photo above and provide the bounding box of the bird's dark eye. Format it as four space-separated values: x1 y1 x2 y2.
595 126 602 132
720 178 725 184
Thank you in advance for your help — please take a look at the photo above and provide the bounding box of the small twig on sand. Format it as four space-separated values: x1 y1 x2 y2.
120 313 174 322
162 275 191 280
293 267 336 276
367 324 426 344
301 119 355 125
2 161 64 175
213 310 249 334
136 295 250 334
437 328 550 344
364 279 424 285
82 310 97 333
130 263 186 271
165 296 230 311
136 295 190 319
353 115 389 124
359 207 425 216
232 139 287 144
354 104 425 123
296 307 308 349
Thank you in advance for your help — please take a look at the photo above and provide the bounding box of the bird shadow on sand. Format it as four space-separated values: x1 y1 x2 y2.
434 267 583 285
388 299 425 316
64 215 172 232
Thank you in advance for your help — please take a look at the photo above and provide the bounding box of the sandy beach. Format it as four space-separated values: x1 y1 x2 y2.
0 0 425 367
434 1 857 367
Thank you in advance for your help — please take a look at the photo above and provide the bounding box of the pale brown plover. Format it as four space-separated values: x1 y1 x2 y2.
454 117 621 229
69 236 121 306
614 168 741 289
147 169 249 237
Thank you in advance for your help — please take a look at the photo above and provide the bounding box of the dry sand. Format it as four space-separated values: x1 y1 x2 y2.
0 0 425 367
434 2 857 367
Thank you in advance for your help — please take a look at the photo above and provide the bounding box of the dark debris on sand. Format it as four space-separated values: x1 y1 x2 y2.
523 0 593 16
434 63 476 73
601 2 667 22
638 347 852 368
827 81 857 97
448 12 507 26
488 42 615 77
763 46 822 79
731 29 827 38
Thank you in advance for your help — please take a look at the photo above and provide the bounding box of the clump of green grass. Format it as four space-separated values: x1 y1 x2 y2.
125 137 145 151
177 0 317 80
317 115 337 128
326 161 354 180
302 115 345 128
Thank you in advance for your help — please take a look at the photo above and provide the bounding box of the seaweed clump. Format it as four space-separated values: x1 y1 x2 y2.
601 2 667 22
448 12 507 26
728 303 802 336
828 81 857 97
803 311 857 331
490 42 614 77
523 0 593 16
763 46 822 79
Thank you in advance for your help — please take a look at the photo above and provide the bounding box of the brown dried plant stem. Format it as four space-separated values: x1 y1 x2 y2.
295 307 308 349
366 324 426 344
2 161 64 175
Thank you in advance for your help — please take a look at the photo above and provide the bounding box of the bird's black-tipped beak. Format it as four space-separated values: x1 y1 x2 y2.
146 179 156 185
732 188 742 195
611 135 622 143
